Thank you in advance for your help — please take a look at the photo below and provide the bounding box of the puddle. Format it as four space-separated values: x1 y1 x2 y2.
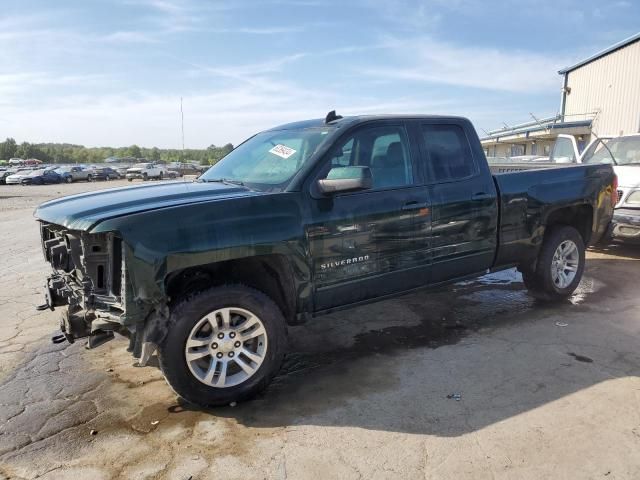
456 268 522 286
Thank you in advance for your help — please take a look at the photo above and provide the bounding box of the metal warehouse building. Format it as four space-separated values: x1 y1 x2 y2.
482 32 640 158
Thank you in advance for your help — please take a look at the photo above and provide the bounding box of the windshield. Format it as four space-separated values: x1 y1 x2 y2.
200 128 333 191
132 163 148 168
582 136 640 165
28 170 44 176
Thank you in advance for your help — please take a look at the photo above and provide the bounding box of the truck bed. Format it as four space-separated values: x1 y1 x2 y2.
489 162 615 268
487 159 572 174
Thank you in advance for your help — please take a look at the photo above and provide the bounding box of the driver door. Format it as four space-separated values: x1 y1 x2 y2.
306 122 431 311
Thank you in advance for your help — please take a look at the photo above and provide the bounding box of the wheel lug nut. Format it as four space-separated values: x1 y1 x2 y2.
229 332 236 338
228 352 234 358
212 343 218 349
216 352 223 359
234 341 241 348
217 332 224 339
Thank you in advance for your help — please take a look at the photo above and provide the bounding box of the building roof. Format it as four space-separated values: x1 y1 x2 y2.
558 31 640 74
480 119 592 143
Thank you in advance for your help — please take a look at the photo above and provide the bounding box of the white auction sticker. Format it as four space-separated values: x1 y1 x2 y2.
269 144 297 159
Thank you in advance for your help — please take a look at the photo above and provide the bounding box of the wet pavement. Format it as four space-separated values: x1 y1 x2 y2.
1 182 640 479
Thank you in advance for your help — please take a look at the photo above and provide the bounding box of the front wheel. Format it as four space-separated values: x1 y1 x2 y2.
65 176 73 184
522 225 585 301
158 285 287 407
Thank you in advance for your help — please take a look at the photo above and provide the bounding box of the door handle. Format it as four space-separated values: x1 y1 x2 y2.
402 201 428 211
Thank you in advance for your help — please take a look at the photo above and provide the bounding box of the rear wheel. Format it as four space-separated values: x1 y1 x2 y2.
143 173 148 181
65 176 72 184
158 285 287 407
87 174 93 182
522 225 585 301
159 172 163 180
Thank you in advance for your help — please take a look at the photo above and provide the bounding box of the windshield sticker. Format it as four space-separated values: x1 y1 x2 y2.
269 144 297 159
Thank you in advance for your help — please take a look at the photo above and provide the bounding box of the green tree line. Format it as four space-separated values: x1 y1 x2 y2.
0 138 234 166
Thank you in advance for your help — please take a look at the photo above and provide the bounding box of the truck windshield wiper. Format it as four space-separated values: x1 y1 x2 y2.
201 178 245 186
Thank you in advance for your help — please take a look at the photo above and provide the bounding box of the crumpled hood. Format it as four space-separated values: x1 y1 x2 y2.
34 181 261 231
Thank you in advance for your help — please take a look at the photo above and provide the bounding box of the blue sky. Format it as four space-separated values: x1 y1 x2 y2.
1 0 639 148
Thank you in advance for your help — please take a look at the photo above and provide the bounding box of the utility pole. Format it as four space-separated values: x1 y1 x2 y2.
180 97 185 163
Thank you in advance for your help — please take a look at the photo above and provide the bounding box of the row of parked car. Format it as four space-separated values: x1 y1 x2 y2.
0 161 208 186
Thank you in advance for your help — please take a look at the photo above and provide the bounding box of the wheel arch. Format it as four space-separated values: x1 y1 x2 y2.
164 254 299 325
543 203 593 245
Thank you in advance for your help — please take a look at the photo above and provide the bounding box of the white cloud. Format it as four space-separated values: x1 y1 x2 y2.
101 31 159 43
361 37 568 93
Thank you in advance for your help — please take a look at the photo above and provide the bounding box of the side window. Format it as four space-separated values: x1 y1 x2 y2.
422 124 476 182
324 125 413 189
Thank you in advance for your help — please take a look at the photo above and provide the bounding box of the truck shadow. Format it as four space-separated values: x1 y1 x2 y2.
175 256 640 437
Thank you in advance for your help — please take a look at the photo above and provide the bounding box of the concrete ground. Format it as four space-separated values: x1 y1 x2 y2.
0 180 639 480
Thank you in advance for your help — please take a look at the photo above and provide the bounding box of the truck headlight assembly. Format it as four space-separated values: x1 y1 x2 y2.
625 190 640 204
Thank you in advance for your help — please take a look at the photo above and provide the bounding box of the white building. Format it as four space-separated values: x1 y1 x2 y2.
482 32 640 157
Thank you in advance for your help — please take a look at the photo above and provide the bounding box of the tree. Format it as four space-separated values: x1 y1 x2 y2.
0 138 17 160
127 145 142 158
150 147 160 161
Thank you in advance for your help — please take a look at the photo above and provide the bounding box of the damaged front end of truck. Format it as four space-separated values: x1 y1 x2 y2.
38 221 168 365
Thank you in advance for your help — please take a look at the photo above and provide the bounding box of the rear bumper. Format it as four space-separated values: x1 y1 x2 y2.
611 209 640 243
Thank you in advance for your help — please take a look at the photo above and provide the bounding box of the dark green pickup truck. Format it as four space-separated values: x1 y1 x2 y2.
35 113 616 406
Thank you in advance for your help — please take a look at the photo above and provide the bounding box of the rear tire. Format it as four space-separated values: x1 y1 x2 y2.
522 225 585 301
158 285 287 407
65 176 72 184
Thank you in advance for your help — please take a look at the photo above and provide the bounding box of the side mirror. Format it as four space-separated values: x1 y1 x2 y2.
317 166 372 195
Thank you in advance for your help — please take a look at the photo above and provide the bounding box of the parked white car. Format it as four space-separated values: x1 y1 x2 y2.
126 162 165 181
551 133 640 242
5 169 33 185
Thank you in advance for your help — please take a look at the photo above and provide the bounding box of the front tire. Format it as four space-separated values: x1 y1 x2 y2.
158 285 287 407
522 225 585 301
65 176 73 183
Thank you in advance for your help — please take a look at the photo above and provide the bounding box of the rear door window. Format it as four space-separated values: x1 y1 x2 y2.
421 124 477 182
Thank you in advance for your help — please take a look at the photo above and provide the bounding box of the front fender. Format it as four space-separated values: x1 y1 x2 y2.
93 193 310 324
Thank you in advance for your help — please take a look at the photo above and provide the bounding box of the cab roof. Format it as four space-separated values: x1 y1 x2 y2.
266 114 469 131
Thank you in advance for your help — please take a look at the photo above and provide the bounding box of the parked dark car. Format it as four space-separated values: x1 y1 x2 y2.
22 169 62 185
35 113 616 407
91 167 120 181
168 162 206 177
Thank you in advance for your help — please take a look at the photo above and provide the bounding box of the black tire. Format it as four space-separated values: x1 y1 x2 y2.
522 225 585 301
65 176 73 183
127 178 133 182
143 173 148 181
87 174 93 182
158 285 287 407
159 172 163 180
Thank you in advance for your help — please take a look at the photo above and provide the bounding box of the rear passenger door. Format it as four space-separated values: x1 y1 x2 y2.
418 120 498 283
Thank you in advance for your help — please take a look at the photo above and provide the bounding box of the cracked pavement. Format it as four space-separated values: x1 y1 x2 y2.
1 181 640 479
